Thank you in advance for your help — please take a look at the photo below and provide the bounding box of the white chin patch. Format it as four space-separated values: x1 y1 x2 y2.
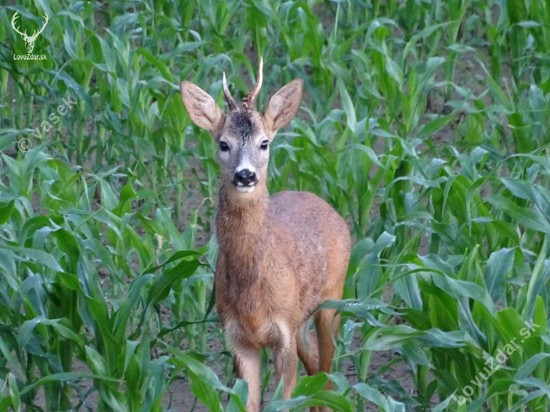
236 186 255 193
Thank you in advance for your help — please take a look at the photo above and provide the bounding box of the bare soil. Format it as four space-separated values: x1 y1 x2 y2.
158 335 415 412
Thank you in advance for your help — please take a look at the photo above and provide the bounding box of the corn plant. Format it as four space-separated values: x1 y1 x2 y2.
1 0 549 410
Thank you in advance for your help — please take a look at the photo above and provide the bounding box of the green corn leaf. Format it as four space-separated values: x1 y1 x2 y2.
487 196 550 234
484 248 515 303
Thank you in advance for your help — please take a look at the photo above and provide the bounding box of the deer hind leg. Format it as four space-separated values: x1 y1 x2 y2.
315 237 349 412
297 324 320 412
314 308 341 412
273 324 298 404
296 322 319 376
234 347 261 412
314 307 340 386
295 322 324 412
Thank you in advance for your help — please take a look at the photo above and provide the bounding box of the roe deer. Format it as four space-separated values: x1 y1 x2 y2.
180 59 351 412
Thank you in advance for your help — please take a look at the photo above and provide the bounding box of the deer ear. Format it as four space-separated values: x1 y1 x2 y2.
263 79 303 134
180 82 224 133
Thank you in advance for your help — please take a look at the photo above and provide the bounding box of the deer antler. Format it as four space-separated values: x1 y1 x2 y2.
222 72 239 112
11 12 28 38
242 57 263 110
28 14 49 41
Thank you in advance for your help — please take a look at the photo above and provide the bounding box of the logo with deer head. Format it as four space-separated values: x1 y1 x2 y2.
11 11 49 54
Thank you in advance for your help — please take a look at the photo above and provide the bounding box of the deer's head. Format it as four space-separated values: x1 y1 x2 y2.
11 11 49 54
180 58 303 195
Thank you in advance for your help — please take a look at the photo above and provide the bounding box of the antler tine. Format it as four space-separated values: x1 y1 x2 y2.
222 72 239 112
29 13 48 40
242 56 263 110
38 14 48 34
11 12 26 37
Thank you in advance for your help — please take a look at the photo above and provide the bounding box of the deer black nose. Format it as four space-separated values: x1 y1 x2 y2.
234 169 256 186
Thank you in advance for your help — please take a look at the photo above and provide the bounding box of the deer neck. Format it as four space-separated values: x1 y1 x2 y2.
216 180 270 284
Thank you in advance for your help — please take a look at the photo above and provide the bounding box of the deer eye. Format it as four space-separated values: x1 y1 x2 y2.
260 140 269 150
219 141 229 152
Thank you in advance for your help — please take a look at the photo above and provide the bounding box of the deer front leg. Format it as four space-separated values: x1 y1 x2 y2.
274 335 298 402
234 347 261 412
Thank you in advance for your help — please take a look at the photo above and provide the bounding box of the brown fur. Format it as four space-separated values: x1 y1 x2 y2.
180 70 351 412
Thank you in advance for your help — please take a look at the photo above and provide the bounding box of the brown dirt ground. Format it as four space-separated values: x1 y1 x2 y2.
159 335 416 412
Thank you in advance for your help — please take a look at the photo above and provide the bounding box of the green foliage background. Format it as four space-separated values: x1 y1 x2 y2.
1 0 549 410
